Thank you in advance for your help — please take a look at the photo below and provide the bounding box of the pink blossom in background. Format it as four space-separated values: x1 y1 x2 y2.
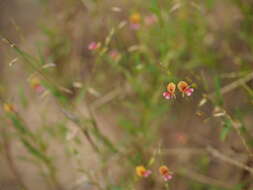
130 23 141 30
88 42 101 51
163 91 174 100
30 77 45 94
109 50 121 61
144 14 158 26
185 87 194 96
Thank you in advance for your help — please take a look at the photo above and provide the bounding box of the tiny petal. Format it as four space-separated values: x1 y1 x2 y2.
163 92 168 97
167 175 172 180
163 92 171 99
185 88 194 96
163 175 172 181
144 170 152 177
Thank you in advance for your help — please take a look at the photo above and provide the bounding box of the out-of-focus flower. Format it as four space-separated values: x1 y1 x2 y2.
109 49 121 61
144 14 158 26
3 103 15 113
163 82 176 100
30 77 45 93
136 165 152 178
159 165 173 181
88 42 101 51
129 13 141 30
177 81 194 97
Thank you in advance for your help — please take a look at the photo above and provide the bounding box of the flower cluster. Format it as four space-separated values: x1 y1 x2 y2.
163 81 194 100
135 165 173 181
129 12 158 30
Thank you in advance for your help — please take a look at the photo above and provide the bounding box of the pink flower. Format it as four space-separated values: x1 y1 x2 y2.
109 50 121 61
177 81 194 97
163 174 173 181
163 82 176 100
136 166 152 178
34 85 45 93
88 42 101 51
144 14 158 26
143 170 152 177
30 77 45 94
129 13 141 30
159 165 173 182
130 23 141 30
163 92 173 99
185 88 194 96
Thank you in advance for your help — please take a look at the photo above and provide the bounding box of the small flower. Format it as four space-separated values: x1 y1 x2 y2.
163 82 176 100
129 13 141 30
177 81 194 97
159 165 173 181
88 42 101 51
3 103 15 113
144 14 158 26
30 77 45 93
109 49 121 61
136 165 152 178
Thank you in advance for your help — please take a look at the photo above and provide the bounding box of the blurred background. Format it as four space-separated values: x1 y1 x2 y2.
0 0 253 190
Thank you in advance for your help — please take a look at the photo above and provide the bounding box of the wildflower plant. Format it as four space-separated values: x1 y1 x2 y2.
163 82 176 100
1 0 253 190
